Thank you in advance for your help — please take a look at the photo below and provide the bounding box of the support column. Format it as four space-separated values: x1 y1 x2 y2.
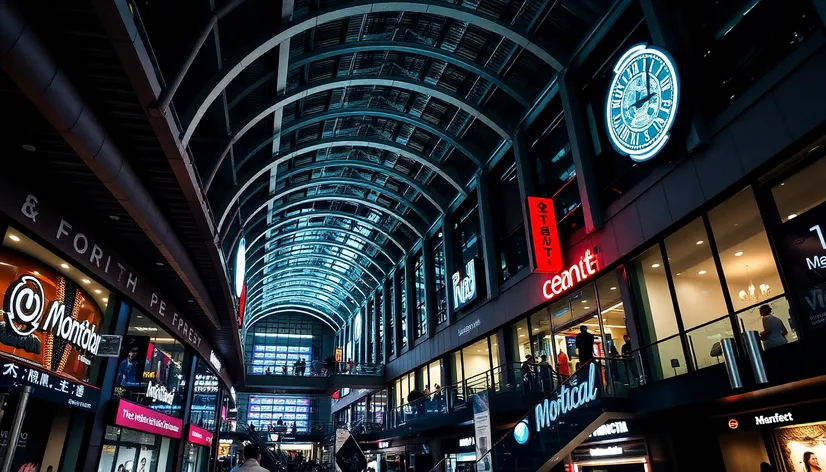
476 170 500 299
560 69 604 232
363 303 370 364
393 269 403 355
442 218 457 325
512 132 537 270
405 252 416 347
373 288 381 363
173 353 198 471
422 235 437 338
383 277 393 360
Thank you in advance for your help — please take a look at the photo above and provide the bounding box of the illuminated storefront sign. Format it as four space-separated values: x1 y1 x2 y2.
590 421 629 438
459 437 475 447
534 363 599 432
590 446 623 457
541 250 598 300
527 197 563 273
379 441 390 449
146 380 175 405
188 424 214 447
209 350 223 371
754 412 793 425
452 259 477 310
115 398 182 438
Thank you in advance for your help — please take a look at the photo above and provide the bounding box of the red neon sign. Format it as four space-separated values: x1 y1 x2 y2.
541 250 598 300
527 197 563 273
238 283 247 328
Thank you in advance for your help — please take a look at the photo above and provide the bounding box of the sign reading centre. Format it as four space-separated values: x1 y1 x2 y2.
527 197 563 273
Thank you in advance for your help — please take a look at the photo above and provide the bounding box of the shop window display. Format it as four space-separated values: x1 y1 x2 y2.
98 426 176 472
190 359 220 431
247 395 311 432
114 309 186 418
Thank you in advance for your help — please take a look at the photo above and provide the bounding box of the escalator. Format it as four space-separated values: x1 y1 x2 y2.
237 423 281 470
474 357 640 472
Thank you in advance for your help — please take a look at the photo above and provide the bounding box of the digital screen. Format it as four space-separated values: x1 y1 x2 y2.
246 395 311 432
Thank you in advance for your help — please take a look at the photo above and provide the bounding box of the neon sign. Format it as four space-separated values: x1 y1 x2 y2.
541 250 598 300
527 197 563 273
534 363 599 432
452 259 477 310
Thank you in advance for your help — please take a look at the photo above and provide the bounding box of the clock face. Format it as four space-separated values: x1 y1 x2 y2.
606 44 679 162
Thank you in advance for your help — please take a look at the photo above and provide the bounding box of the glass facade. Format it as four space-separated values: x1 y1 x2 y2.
191 359 220 431
399 268 408 348
433 234 448 324
491 153 529 282
99 426 176 472
414 252 426 339
247 395 312 432
245 313 329 375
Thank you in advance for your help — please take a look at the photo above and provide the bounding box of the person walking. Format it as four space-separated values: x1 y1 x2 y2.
237 444 270 472
538 354 552 391
621 334 639 384
759 304 789 349
521 354 534 392
576 326 595 366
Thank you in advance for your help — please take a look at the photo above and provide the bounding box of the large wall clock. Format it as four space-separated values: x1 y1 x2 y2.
606 44 680 162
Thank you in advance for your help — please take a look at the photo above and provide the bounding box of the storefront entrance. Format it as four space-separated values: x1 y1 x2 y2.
99 426 175 472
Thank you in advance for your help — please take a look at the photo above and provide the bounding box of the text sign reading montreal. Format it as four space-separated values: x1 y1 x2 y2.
534 363 599 432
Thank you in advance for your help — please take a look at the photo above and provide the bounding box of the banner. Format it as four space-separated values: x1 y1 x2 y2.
0 353 100 411
527 196 563 273
114 398 183 439
472 390 493 472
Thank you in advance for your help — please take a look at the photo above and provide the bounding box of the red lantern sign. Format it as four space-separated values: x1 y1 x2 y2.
527 197 563 273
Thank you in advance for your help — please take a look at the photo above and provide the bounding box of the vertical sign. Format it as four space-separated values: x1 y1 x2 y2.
527 197 563 274
472 391 494 472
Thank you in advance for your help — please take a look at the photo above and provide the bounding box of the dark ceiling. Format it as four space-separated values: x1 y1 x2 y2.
126 0 610 333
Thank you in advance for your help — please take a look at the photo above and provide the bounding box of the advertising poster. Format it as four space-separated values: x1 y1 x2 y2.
115 335 150 388
0 249 104 383
0 398 53 472
775 422 826 472
472 390 493 472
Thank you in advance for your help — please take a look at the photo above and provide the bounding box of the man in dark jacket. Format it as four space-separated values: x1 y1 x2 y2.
521 354 534 392
576 326 595 366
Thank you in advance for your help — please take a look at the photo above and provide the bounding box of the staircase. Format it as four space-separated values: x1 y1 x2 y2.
475 357 640 472
237 423 281 470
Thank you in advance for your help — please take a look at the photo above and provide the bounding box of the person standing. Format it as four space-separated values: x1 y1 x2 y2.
538 354 552 391
576 326 595 366
759 305 789 349
521 355 534 392
804 451 821 472
237 444 270 472
116 345 141 386
621 334 639 384
557 346 570 378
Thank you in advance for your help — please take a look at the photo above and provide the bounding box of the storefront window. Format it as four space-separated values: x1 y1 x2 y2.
530 308 552 360
489 335 500 369
99 426 176 472
191 359 220 431
508 319 531 363
245 313 326 375
452 201 484 308
596 273 628 354
427 360 441 389
462 338 491 390
772 156 826 221
491 154 528 282
399 269 407 348
433 235 448 324
414 252 426 338
115 308 187 417
182 442 210 472
449 351 463 386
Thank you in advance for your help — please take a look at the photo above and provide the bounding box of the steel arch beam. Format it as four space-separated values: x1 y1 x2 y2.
248 298 346 329
237 177 431 237
261 159 447 212
254 295 350 323
248 285 359 315
247 251 382 286
182 0 562 143
247 239 389 278
253 226 397 264
219 136 463 231
243 108 483 169
253 265 371 299
289 41 531 107
245 210 408 254
246 277 365 310
244 307 339 335
251 290 356 318
247 276 365 308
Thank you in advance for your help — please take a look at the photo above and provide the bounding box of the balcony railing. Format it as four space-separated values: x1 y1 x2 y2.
247 362 384 377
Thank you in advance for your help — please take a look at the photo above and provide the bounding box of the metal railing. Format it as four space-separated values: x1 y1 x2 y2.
247 362 384 377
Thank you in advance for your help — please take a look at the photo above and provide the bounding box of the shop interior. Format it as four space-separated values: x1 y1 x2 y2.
719 416 826 472
98 426 177 472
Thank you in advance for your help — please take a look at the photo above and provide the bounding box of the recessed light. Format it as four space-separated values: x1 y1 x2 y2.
155 262 164 267
21 144 36 152
60 263 69 269
610 286 617 290
734 251 744 257
698 270 707 275
788 214 798 220
580 300 587 304
533 328 538 331
137 315 143 319
8 234 20 242
109 215 120 221
188 299 194 303
676 272 681 276
94 289 102 294
82 279 91 284
103 298 108 302
651 263 660 268
696 240 704 245
584 306 590 310
780 182 785 186
33 271 39 276
519 334 525 338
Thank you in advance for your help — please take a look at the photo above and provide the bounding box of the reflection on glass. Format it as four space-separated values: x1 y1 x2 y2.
462 338 490 388
568 285 597 321
529 308 552 360
629 245 679 344
642 335 687 381
549 297 571 329
737 296 798 349
664 218 728 330
709 188 785 312
596 273 628 356
509 319 530 362
686 317 734 370
772 155 826 222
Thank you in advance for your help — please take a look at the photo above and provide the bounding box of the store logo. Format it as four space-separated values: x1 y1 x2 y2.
3 275 101 355
590 446 623 457
728 419 739 430
459 437 475 447
755 412 793 425
457 319 481 337
514 420 530 445
209 350 222 372
379 441 390 449
452 259 477 310
534 363 599 432
146 381 175 405
590 421 629 438
542 250 598 300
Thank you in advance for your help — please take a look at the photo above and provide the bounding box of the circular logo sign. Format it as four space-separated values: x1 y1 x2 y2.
235 237 246 298
728 419 739 430
3 275 45 336
514 419 530 445
606 44 680 162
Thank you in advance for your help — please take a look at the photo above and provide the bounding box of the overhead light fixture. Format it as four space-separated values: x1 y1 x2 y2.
696 240 704 245
8 234 20 242
155 262 164 267
60 263 70 269
610 286 617 291
103 298 108 302
82 279 91 284
519 334 525 338
651 263 660 268
109 215 120 221
738 265 771 302
94 289 102 294
33 271 39 276
734 251 744 257
698 270 707 275
21 144 36 152
533 328 538 331
676 272 681 276
584 306 590 310
581 300 587 304
788 214 798 220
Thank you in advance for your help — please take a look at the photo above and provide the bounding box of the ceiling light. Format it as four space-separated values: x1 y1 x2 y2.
519 334 525 338
8 234 20 242
82 279 91 284
33 271 39 276
188 299 194 303
584 306 590 310
610 286 617 291
103 298 108 302
696 240 704 245
676 272 681 276
21 144 36 152
698 270 707 275
533 328 538 331
788 214 798 220
581 300 587 303
155 262 164 267
109 215 120 221
780 182 785 186
60 263 69 269
734 251 744 257
651 263 660 268
94 289 102 294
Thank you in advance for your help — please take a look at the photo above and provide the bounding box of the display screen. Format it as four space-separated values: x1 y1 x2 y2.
250 345 312 373
247 395 311 432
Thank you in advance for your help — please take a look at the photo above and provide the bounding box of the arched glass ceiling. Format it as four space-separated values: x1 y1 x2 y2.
137 0 608 330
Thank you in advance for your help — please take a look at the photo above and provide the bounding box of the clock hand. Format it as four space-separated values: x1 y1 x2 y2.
631 92 655 109
645 67 650 96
